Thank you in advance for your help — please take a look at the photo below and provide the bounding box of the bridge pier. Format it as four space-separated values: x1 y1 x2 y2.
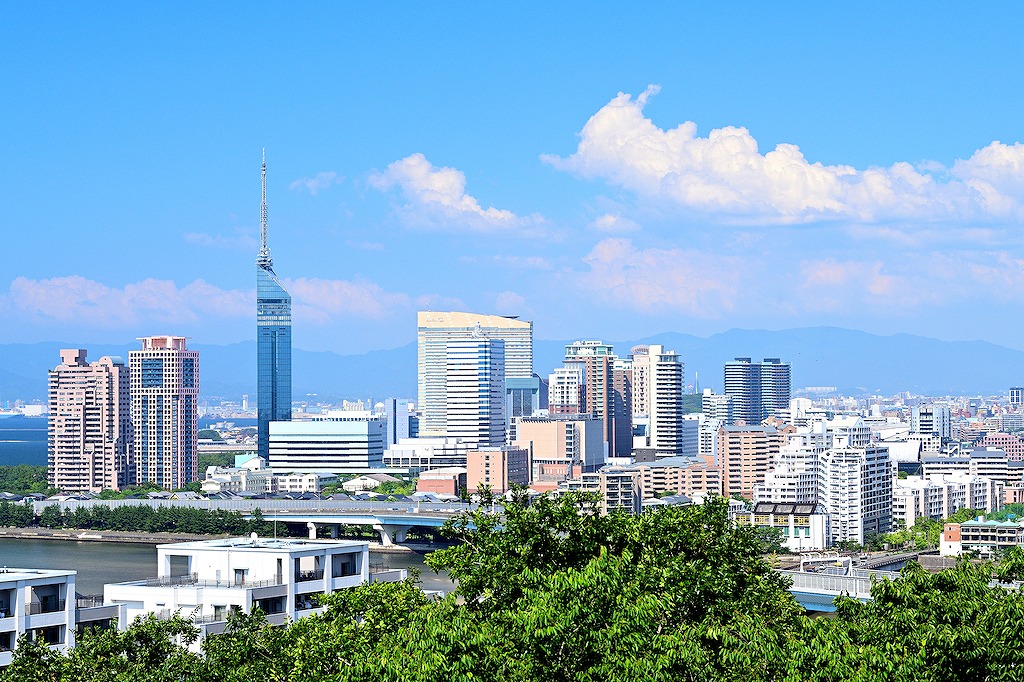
373 524 413 546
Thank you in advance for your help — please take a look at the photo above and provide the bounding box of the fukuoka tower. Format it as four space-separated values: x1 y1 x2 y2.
256 150 292 461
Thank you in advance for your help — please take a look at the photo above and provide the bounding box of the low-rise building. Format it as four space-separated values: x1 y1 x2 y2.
416 467 467 496
941 519 1024 557
734 502 831 552
619 455 722 498
0 568 77 667
342 473 401 493
466 447 530 494
563 467 642 515
104 537 369 644
269 412 385 473
382 437 473 472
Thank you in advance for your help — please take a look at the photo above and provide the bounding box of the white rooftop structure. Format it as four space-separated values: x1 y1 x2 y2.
104 536 370 643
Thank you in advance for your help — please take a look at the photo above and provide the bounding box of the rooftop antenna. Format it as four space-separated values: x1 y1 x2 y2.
257 148 272 269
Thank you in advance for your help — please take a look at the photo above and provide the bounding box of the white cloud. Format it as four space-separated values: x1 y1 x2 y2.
545 85 1024 224
289 172 341 196
369 153 544 232
284 277 410 322
590 213 641 233
3 276 252 326
494 290 527 314
577 238 740 316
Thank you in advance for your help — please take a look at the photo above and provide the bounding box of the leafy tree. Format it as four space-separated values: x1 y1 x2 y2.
0 464 54 495
197 429 223 441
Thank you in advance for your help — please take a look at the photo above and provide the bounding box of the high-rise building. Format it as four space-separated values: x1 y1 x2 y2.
1011 387 1024 407
257 151 292 462
818 445 892 545
630 345 685 457
548 366 584 414
443 338 506 447
47 349 133 492
718 425 784 500
564 341 632 459
723 357 791 425
417 311 531 437
130 336 199 490
911 405 952 440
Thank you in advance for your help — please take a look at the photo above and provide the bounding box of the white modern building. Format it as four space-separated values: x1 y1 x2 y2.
382 436 474 472
893 474 1004 529
0 568 77 667
103 537 369 643
818 445 893 545
911 405 952 440
417 311 531 437
630 344 686 458
547 365 584 415
441 338 506 447
701 389 734 426
268 411 385 473
563 467 643 515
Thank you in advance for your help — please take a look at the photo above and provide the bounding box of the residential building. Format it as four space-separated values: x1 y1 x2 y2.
47 349 133 492
341 473 401 493
417 311 531 437
256 153 292 462
513 415 604 481
893 474 1003 529
130 336 200 490
0 568 77 667
702 389 735 426
621 455 722 498
981 432 1024 461
723 357 791 425
103 537 369 643
466 447 530 494
563 467 643 515
629 345 686 458
548 366 584 415
718 426 784 500
911 405 951 440
563 341 632 459
818 445 893 545
268 412 385 473
734 502 831 552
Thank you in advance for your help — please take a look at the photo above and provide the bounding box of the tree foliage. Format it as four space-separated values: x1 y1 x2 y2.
8 493 1024 680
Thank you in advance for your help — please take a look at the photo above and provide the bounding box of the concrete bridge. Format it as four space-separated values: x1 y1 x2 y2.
257 509 464 546
779 568 893 612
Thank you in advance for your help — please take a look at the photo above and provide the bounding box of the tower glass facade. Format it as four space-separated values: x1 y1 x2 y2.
257 259 291 460
256 152 292 461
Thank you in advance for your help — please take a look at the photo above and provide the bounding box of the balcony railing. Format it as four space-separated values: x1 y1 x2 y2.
121 573 283 589
75 595 105 608
27 600 66 615
295 569 324 582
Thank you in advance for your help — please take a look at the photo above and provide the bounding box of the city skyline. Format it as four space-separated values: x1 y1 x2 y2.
4 6 1024 355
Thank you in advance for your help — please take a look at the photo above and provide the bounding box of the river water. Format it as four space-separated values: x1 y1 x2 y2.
0 538 455 595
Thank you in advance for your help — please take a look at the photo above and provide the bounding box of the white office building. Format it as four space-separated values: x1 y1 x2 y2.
382 436 474 472
417 311 530 438
439 338 505 447
911 405 952 440
268 411 385 473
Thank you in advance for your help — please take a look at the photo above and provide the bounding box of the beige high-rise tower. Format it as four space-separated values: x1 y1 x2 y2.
417 311 531 438
48 349 133 492
130 336 200 490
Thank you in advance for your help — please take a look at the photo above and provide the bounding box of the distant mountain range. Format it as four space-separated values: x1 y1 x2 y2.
1 327 1021 403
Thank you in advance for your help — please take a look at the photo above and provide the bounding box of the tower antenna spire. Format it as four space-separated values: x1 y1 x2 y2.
257 148 272 268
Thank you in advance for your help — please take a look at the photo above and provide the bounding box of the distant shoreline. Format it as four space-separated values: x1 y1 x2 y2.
0 526 434 553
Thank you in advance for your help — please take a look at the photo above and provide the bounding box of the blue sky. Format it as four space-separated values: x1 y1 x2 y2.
3 4 1024 354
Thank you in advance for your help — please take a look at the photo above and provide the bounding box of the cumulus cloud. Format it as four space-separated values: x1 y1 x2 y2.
289 172 341 196
545 85 1024 224
577 238 741 316
590 213 641 233
369 153 544 232
4 276 252 326
284 277 410 322
494 290 527 314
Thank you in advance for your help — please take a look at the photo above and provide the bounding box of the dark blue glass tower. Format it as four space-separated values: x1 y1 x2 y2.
257 151 291 461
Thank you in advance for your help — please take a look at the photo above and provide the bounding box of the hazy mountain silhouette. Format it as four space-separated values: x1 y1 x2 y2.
1 327 1020 404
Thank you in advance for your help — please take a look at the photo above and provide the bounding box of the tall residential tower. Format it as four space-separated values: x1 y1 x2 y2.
47 349 133 492
257 151 292 461
130 336 199 489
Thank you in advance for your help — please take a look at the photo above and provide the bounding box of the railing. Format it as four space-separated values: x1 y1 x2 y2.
295 569 324 582
26 600 66 615
32 498 476 515
75 595 105 608
117 573 283 589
